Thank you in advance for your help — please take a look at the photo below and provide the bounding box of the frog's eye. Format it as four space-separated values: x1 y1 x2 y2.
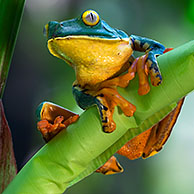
82 10 100 26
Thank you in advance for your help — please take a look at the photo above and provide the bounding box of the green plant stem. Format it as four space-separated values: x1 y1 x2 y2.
0 0 25 98
3 41 194 194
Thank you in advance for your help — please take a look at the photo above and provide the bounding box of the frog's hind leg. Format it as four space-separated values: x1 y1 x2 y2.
96 156 123 175
96 88 136 133
37 102 79 142
72 84 136 133
117 97 184 160
73 84 117 133
95 95 116 133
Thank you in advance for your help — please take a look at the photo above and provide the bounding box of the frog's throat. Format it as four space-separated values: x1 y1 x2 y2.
47 36 133 86
47 36 131 65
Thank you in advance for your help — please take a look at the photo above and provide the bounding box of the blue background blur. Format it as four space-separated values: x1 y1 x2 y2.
3 0 194 193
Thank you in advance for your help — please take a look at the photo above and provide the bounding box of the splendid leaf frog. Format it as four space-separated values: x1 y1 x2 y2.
37 10 183 174
43 10 165 133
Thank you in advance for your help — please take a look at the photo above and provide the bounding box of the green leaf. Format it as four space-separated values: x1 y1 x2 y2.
0 0 25 97
3 40 194 194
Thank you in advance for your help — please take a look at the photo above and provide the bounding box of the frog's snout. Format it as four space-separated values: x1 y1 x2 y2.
43 21 61 39
43 24 49 38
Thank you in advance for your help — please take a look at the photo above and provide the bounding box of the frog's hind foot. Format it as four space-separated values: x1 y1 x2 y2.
96 156 123 175
37 114 79 142
72 84 136 133
96 87 136 133
37 116 66 142
36 102 79 142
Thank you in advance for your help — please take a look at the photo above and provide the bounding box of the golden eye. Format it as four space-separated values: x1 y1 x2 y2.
82 10 100 26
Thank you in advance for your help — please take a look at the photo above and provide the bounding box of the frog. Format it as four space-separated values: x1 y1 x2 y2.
37 10 183 175
41 10 165 133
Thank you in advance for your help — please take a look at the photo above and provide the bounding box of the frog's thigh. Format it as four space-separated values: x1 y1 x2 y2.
117 128 152 160
143 98 184 158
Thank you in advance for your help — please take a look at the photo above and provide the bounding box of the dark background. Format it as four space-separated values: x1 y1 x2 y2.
3 0 194 193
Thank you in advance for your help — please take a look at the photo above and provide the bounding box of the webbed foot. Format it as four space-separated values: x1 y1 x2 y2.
95 88 136 133
36 102 79 142
38 116 66 142
129 35 166 90
135 55 151 95
96 156 123 175
135 47 174 95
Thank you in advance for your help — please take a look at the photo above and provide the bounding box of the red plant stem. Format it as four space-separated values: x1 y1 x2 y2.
0 100 17 193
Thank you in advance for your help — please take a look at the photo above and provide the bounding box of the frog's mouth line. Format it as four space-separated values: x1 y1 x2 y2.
48 35 130 42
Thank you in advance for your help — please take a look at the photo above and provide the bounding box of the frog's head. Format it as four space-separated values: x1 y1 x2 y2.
44 10 128 40
44 10 132 76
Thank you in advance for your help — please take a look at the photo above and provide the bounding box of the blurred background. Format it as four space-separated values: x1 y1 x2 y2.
3 0 194 193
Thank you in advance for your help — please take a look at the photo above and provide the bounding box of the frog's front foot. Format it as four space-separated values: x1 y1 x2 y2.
131 53 162 96
134 48 173 95
98 53 159 96
95 88 136 133
134 55 151 95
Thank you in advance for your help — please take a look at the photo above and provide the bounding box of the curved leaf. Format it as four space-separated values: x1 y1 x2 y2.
3 40 194 194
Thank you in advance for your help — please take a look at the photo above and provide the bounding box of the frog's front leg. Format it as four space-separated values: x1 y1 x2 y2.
97 55 150 95
97 57 137 89
130 35 165 94
72 84 136 133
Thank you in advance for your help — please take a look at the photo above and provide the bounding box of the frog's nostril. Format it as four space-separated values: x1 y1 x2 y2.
43 24 49 37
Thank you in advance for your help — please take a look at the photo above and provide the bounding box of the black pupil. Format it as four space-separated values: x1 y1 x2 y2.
90 13 94 20
86 12 97 23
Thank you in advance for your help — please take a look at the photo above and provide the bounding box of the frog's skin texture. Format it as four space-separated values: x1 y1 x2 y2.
37 10 180 175
44 10 165 133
